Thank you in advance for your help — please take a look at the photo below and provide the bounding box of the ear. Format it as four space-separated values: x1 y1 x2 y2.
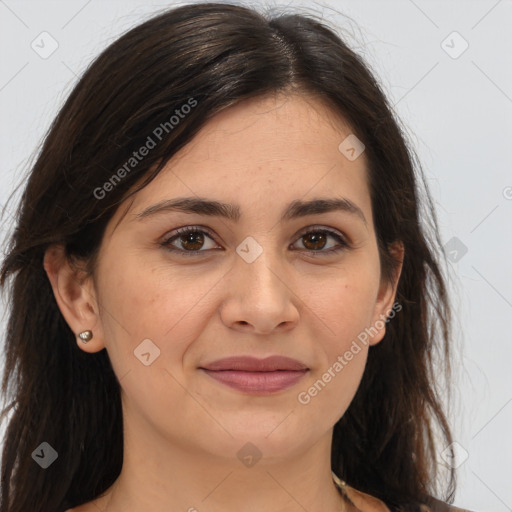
368 240 404 347
43 244 105 353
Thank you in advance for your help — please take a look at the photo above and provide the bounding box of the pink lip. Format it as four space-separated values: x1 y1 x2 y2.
200 355 308 372
199 356 309 395
200 369 308 394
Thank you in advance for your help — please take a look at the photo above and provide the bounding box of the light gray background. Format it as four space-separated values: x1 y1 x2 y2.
0 0 511 510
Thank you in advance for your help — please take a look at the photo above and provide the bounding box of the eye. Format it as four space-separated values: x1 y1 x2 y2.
291 227 349 256
160 226 221 256
160 225 350 257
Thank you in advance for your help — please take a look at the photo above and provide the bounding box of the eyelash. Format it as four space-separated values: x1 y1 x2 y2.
159 225 350 258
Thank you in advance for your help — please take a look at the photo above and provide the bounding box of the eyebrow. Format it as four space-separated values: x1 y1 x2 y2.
134 196 367 226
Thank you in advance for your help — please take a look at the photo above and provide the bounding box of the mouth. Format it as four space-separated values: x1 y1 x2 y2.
199 368 309 394
198 355 309 395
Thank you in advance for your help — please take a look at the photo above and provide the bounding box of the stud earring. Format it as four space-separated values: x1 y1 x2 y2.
78 330 93 343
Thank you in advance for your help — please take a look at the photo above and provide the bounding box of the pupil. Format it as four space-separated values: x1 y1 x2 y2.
182 232 204 250
305 232 326 250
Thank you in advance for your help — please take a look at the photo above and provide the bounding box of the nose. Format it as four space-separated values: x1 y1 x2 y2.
219 249 300 335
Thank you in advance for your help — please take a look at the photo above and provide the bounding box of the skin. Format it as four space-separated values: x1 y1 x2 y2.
44 92 403 512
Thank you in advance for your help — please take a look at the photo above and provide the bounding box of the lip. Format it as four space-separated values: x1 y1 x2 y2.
199 356 309 395
200 355 309 372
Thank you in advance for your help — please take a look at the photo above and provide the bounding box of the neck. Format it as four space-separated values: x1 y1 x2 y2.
94 409 348 512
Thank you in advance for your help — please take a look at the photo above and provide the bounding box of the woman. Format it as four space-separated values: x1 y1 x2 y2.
0 3 474 511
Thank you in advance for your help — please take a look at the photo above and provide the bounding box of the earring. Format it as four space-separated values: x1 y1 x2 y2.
78 330 93 343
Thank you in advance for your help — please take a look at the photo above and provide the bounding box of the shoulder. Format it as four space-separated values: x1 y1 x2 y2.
343 485 392 511
344 486 475 512
419 497 477 512
420 505 475 512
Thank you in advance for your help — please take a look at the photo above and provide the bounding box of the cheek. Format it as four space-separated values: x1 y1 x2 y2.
304 265 380 346
296 328 368 428
306 262 379 414
96 255 219 365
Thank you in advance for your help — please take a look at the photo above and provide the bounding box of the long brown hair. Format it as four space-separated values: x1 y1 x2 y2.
0 3 455 511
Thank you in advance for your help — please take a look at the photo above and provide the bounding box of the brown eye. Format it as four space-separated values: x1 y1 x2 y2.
302 232 328 250
160 226 349 258
293 228 349 255
161 227 219 256
178 231 205 251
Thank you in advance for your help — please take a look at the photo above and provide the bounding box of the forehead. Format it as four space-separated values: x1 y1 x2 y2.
115 93 371 226
172 93 364 171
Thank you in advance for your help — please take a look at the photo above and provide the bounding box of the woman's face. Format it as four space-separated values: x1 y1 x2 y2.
56 93 402 465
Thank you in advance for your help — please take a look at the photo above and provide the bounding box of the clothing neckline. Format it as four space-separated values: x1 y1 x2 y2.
331 471 392 512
